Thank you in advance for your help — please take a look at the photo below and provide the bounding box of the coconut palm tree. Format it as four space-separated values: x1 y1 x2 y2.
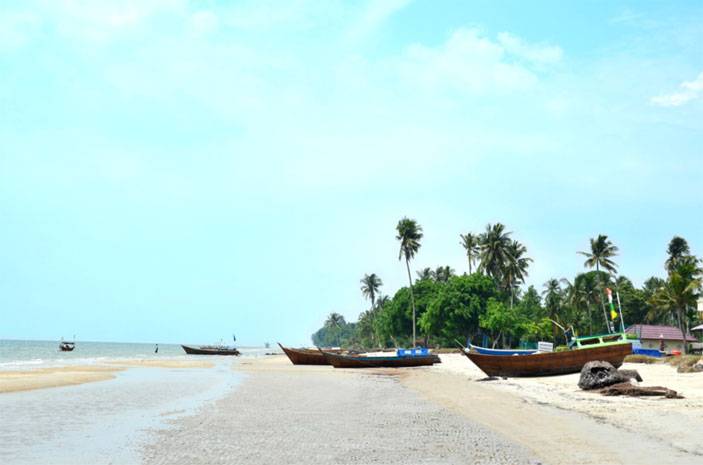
360 273 383 309
578 235 619 332
416 268 433 280
478 223 512 281
502 240 532 307
396 217 423 347
434 265 455 283
666 236 691 274
460 233 480 274
542 278 562 340
650 260 702 353
324 312 346 329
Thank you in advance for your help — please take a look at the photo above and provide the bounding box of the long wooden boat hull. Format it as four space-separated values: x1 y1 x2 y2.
279 343 330 365
181 345 241 356
322 351 441 368
465 343 632 377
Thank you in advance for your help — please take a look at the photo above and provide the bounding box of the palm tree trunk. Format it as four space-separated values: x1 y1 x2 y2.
469 255 472 274
405 258 417 348
678 308 688 355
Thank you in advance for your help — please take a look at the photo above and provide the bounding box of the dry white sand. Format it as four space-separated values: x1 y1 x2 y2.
403 354 703 465
142 356 538 465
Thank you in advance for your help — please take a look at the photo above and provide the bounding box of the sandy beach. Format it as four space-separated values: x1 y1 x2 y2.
2 353 702 465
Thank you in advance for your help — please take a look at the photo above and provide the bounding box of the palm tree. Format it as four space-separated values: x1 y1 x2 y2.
396 217 423 347
360 273 383 309
434 265 455 283
375 294 390 309
460 233 480 274
324 312 346 329
542 278 562 340
416 268 433 280
502 240 532 307
666 236 690 273
478 223 512 281
650 261 702 354
578 235 618 333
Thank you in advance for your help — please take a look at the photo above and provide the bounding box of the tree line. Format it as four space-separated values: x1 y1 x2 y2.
312 219 702 353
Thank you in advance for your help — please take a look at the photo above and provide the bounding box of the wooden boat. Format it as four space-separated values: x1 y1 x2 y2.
279 343 332 365
570 331 636 349
321 350 441 368
464 343 632 377
469 344 536 356
181 344 240 356
59 341 75 352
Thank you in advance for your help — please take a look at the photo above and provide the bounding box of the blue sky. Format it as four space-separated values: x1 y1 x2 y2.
1 1 701 346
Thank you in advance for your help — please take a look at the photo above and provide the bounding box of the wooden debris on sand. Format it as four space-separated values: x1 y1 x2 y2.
598 382 683 399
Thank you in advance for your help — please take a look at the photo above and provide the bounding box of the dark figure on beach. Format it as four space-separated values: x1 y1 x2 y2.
155 344 159 354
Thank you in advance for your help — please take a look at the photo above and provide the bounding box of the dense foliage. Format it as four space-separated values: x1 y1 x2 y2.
312 224 702 352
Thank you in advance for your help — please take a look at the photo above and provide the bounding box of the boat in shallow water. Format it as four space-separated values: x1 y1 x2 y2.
59 341 75 352
464 343 632 377
181 344 240 356
321 350 441 368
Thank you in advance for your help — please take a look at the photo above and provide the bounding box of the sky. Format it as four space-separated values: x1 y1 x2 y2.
1 0 702 346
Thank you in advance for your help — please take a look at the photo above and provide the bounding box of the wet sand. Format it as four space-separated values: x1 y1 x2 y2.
0 366 124 393
142 356 538 465
0 359 212 394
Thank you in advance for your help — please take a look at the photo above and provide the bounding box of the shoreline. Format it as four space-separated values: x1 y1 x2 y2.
2 353 702 464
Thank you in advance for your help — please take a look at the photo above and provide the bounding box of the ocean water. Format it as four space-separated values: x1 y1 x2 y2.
0 339 274 464
0 339 274 369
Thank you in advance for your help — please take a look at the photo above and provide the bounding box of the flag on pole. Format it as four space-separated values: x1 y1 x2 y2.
606 288 618 320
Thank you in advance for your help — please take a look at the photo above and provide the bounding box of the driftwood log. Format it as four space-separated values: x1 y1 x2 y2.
599 382 683 399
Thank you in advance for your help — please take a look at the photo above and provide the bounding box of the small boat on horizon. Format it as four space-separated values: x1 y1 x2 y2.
181 344 241 356
59 337 75 352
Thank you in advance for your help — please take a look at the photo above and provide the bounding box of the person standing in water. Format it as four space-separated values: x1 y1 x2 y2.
155 344 159 354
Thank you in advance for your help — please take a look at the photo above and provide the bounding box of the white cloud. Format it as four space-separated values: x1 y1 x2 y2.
344 0 411 44
398 28 560 95
497 32 563 64
651 72 703 107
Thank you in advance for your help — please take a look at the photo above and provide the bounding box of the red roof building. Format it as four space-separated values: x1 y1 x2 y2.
626 324 697 342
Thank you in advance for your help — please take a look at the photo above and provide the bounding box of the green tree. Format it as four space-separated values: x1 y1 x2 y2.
666 236 691 273
360 273 383 309
396 217 423 347
578 235 619 332
460 232 480 274
480 299 520 348
478 223 512 281
502 240 532 307
650 260 702 353
433 265 455 283
416 268 433 281
419 274 498 346
542 278 563 340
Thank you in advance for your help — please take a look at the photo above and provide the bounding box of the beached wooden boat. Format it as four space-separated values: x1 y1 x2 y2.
464 343 632 377
469 344 536 356
278 343 333 365
321 351 441 368
181 344 240 356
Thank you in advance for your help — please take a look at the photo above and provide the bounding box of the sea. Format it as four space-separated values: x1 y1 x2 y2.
0 339 273 369
0 339 276 464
